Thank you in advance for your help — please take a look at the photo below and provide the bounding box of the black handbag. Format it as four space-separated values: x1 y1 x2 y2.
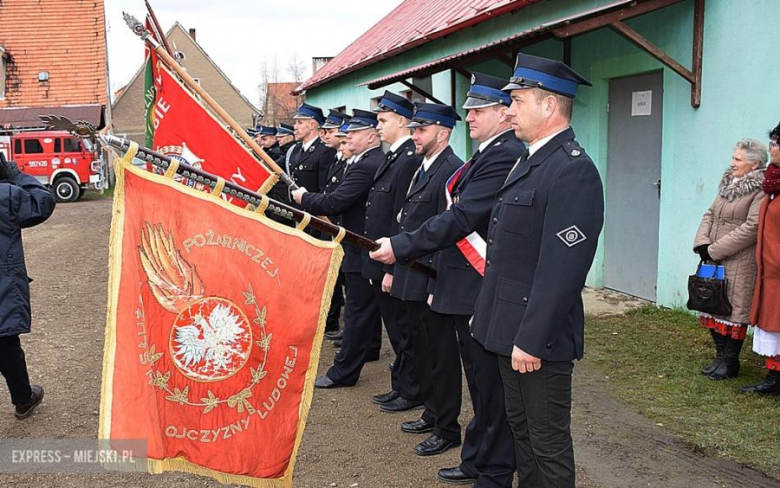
686 261 732 316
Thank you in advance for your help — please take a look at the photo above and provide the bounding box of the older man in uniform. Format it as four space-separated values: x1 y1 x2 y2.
362 91 422 412
472 54 604 488
371 73 520 486
292 109 384 388
380 103 463 455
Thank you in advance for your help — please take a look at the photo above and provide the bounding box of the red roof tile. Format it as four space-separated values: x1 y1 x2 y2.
295 0 539 93
0 0 107 108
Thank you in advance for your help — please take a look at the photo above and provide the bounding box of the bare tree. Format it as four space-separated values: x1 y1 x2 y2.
287 53 306 84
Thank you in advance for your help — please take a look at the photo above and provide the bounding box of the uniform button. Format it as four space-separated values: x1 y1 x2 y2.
486 260 491 267
367 202 371 206
371 186 375 191
465 262 470 267
488 238 493 245
514 196 519 202
492 217 498 224
546 343 553 349
365 216 368 220
401 226 405 230
522 297 528 303
404 212 408 216
498 197 503 203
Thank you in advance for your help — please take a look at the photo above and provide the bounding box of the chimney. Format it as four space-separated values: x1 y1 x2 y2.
188 28 196 41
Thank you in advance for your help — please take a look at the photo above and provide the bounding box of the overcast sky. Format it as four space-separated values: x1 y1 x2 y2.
105 1 404 106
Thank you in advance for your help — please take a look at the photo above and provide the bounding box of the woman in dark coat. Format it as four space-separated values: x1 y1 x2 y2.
0 157 56 418
742 122 780 395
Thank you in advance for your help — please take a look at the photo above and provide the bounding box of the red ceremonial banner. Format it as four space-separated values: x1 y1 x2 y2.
100 148 342 487
148 62 277 202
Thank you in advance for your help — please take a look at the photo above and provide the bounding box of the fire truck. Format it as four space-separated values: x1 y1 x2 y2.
0 130 103 203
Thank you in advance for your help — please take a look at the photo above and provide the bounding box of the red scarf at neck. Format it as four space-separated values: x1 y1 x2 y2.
763 163 780 196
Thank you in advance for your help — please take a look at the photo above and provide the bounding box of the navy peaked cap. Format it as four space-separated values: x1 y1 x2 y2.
346 109 378 131
276 123 294 136
463 72 512 109
373 91 414 119
259 126 277 136
322 109 350 129
293 103 326 125
407 102 461 129
503 53 591 98
335 122 350 137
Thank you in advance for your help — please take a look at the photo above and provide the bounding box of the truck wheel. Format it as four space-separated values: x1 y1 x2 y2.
53 177 79 203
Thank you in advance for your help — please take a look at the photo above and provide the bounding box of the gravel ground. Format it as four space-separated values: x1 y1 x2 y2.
0 197 776 488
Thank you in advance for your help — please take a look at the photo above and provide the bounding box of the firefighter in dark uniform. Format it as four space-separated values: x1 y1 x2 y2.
320 111 351 338
281 103 335 209
258 126 281 160
362 91 422 412
291 109 384 388
275 123 296 167
378 102 463 456
371 73 520 486
265 123 298 224
475 54 603 488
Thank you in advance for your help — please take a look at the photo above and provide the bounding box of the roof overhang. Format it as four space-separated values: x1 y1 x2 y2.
0 104 105 131
358 0 703 107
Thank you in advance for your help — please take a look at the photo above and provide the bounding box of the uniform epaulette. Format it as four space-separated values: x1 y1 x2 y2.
564 141 583 159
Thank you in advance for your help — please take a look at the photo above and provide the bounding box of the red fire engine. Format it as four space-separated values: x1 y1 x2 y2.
0 130 103 203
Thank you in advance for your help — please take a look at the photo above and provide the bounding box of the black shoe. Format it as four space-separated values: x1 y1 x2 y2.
701 329 727 375
15 385 44 420
414 434 460 456
372 390 399 405
324 330 342 341
437 466 477 485
740 370 780 395
332 340 342 348
379 397 424 413
708 337 743 380
365 352 380 362
401 418 434 434
314 375 349 389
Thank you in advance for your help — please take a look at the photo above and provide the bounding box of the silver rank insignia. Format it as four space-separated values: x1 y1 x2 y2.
556 225 587 248
298 165 304 170
308 146 315 152
332 176 337 182
571 149 581 157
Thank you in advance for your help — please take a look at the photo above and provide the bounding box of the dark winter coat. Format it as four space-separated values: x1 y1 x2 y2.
0 173 56 336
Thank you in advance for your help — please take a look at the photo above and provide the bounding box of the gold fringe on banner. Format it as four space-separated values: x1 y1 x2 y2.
99 156 344 488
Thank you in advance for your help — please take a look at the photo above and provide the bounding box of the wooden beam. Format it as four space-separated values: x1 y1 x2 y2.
450 69 457 107
691 0 704 107
496 53 515 68
552 0 685 38
400 79 446 106
609 20 694 83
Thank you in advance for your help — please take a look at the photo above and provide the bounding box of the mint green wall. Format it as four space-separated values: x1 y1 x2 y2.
305 0 780 308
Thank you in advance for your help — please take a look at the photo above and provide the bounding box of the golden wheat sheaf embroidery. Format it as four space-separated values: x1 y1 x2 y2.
139 222 204 313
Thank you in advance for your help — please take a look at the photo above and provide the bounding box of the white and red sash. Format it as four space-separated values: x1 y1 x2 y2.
445 159 487 276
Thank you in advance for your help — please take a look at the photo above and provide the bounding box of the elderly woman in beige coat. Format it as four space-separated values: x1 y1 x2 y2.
694 138 767 380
